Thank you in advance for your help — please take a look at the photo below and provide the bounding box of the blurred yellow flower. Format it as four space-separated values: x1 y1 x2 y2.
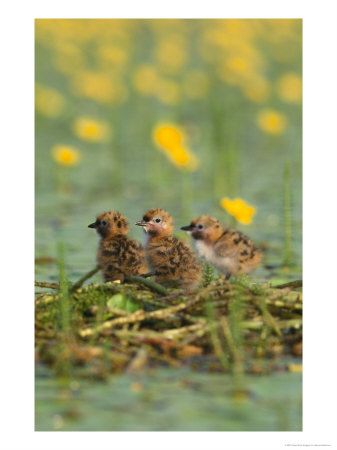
152 123 185 150
256 109 287 135
132 65 159 95
72 117 111 142
155 78 180 105
97 45 128 69
226 55 251 75
172 146 199 169
218 52 263 88
163 146 200 171
35 84 65 117
276 73 302 103
171 147 190 165
52 145 81 167
154 37 187 74
133 67 181 104
182 70 210 99
220 197 256 224
71 71 128 104
152 123 199 171
240 76 270 103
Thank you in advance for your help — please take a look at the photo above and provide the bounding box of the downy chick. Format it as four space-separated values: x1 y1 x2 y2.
88 211 148 282
135 208 202 289
181 215 261 279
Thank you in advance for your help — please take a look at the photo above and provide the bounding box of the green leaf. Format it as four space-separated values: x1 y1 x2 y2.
107 294 141 313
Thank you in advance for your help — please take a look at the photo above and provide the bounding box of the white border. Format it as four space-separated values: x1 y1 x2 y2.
1 1 337 449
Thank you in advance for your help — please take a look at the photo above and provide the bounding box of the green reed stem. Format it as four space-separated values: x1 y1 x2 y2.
57 241 70 332
221 316 244 393
125 275 169 296
283 162 293 267
211 103 227 198
202 263 214 287
55 241 72 378
257 298 282 337
226 292 246 393
205 298 229 370
70 265 100 293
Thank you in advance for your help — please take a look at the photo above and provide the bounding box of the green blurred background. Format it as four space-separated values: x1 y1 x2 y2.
35 19 302 431
35 18 302 285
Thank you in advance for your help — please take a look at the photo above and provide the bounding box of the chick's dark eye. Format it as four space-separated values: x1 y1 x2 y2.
198 224 203 229
155 218 161 223
101 220 107 226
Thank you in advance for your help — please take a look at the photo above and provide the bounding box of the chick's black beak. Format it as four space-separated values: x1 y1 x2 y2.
88 222 97 229
181 225 193 231
135 220 147 227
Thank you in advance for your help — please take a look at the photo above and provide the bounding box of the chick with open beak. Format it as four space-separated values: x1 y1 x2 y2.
136 208 201 289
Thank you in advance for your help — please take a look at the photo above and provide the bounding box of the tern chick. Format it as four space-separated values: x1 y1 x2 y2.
88 211 148 283
181 215 261 279
136 208 202 289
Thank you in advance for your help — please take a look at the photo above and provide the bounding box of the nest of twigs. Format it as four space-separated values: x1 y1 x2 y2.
35 270 302 380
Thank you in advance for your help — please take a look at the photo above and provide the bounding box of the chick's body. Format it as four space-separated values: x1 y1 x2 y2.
136 209 201 289
89 211 148 282
181 215 261 277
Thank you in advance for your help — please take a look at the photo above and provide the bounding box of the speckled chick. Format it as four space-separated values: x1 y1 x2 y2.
135 208 202 289
181 215 261 279
88 211 148 283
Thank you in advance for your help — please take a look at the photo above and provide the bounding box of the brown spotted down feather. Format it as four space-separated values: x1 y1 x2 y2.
181 215 261 277
89 211 148 283
136 208 201 289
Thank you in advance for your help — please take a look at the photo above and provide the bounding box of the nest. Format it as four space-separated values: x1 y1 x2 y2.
35 270 302 381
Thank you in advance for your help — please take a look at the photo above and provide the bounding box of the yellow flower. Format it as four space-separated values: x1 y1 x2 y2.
154 37 187 74
132 65 159 95
276 73 302 103
217 51 263 87
163 146 200 171
152 123 199 171
52 145 81 167
182 70 210 99
152 123 185 150
171 147 190 165
226 55 251 75
240 76 270 103
155 78 180 105
97 45 128 70
35 84 65 117
71 71 128 104
256 109 287 135
72 117 111 142
133 67 180 103
220 197 256 224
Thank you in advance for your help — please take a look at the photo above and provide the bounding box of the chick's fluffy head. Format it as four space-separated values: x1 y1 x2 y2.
90 211 129 238
184 215 224 242
139 208 174 237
